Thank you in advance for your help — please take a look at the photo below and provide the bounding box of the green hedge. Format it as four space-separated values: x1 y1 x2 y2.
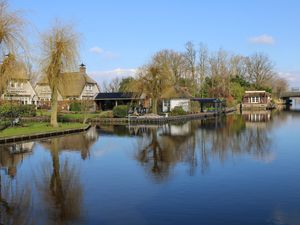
69 102 82 111
99 110 113 118
0 104 36 118
113 105 128 118
170 106 187 116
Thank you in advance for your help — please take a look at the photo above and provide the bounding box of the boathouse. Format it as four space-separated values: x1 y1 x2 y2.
242 91 271 109
94 92 147 111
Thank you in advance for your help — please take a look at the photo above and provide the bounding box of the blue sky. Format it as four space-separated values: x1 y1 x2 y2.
11 0 300 86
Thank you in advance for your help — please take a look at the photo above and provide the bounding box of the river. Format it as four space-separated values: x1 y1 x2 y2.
0 109 300 225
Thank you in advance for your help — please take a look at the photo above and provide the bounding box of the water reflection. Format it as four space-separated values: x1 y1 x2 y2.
36 138 83 225
133 113 276 179
39 126 98 160
0 143 33 225
0 111 298 224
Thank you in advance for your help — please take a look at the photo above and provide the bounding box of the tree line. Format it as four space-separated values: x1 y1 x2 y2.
105 42 288 112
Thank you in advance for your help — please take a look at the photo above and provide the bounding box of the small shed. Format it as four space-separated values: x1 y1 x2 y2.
161 86 192 112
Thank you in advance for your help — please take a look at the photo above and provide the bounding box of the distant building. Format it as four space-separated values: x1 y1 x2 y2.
35 64 100 109
242 91 272 109
94 92 148 111
161 86 192 112
0 61 38 105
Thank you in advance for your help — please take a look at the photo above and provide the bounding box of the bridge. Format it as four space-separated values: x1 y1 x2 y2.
280 89 300 106
280 92 300 98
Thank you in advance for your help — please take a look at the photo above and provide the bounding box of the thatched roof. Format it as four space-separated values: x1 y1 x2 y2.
0 61 29 80
161 86 192 99
37 70 98 97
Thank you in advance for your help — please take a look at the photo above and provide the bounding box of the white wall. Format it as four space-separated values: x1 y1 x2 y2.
80 84 100 100
3 80 38 104
170 99 190 112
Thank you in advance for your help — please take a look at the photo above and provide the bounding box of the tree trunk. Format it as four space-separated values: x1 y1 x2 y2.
152 98 158 114
50 87 59 127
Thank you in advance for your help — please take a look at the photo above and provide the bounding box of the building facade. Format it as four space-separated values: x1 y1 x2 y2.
242 91 272 109
161 86 192 113
0 62 38 105
35 64 100 109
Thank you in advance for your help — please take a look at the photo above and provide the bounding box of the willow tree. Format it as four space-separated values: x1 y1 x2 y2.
41 23 79 127
0 0 26 97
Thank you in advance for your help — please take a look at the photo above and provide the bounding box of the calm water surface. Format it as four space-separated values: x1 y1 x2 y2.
1 110 300 225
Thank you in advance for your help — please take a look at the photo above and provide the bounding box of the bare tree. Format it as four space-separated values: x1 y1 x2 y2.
198 43 209 97
101 77 121 92
184 41 197 96
152 49 185 85
245 53 275 89
272 77 288 98
41 22 79 127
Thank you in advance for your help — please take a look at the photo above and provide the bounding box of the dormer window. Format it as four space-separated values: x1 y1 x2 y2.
86 84 93 90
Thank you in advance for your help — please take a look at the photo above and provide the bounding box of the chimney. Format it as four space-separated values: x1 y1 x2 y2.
79 63 86 74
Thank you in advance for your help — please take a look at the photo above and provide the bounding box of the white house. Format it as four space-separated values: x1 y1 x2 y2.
1 61 38 105
35 64 100 108
161 86 192 112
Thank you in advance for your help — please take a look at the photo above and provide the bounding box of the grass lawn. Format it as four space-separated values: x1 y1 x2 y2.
58 113 99 120
0 122 86 138
37 110 99 120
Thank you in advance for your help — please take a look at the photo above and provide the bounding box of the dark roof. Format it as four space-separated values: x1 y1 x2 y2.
95 92 140 100
191 98 224 103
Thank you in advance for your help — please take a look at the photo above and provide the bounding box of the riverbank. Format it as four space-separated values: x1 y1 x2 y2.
23 108 237 124
91 108 237 124
0 108 236 143
0 123 89 144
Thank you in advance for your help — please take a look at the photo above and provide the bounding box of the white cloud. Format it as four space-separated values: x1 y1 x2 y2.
89 46 119 60
278 71 300 88
89 46 103 54
249 34 275 45
89 68 137 84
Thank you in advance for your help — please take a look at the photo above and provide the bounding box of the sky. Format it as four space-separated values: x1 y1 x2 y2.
10 0 300 87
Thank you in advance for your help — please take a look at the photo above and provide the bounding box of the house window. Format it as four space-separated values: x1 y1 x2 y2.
250 96 260 103
86 85 93 91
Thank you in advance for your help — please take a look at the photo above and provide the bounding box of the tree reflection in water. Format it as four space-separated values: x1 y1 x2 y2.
0 144 33 225
135 113 276 179
36 138 83 225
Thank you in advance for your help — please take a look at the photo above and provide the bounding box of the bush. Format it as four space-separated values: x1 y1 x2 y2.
170 106 187 116
113 105 128 118
0 104 36 118
190 101 200 113
69 102 82 111
99 110 113 118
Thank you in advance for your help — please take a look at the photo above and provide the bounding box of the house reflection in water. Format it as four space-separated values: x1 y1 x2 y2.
39 126 98 159
0 142 34 177
242 111 271 129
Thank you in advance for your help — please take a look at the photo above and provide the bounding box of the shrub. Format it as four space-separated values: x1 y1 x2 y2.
190 101 200 113
0 104 36 118
170 106 187 116
113 105 128 118
99 110 113 118
69 102 82 111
